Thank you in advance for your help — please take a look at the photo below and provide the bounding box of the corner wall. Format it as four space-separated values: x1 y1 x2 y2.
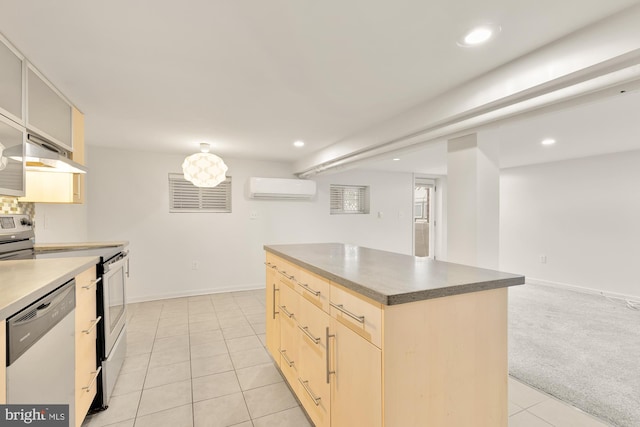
499 150 640 299
86 146 414 302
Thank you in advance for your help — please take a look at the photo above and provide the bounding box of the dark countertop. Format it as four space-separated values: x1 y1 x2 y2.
264 243 525 305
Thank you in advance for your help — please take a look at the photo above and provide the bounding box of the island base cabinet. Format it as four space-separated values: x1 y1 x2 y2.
330 319 382 427
265 246 517 427
382 288 508 427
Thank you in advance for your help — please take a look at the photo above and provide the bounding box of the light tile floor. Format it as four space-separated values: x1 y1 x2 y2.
83 290 611 427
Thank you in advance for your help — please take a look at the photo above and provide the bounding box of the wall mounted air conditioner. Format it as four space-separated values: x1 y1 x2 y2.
249 177 316 199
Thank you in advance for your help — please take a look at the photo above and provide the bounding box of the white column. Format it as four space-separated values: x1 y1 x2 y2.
446 132 500 269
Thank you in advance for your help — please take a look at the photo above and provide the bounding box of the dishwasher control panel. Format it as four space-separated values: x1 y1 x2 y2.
6 279 76 365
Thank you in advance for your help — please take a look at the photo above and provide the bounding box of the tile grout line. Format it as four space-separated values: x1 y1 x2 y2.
229 295 255 425
187 301 195 427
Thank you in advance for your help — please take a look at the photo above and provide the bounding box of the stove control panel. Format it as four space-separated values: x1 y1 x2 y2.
0 214 33 233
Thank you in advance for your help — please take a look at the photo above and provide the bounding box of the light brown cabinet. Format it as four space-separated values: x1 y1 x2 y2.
265 258 280 364
329 319 381 427
75 266 100 427
18 106 85 204
298 297 331 427
265 252 508 427
265 255 381 427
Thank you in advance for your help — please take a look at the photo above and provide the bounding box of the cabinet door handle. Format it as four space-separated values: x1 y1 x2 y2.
272 284 279 320
82 277 102 290
82 366 102 392
279 349 294 367
298 378 321 405
326 327 335 384
298 325 320 344
278 305 294 319
82 316 102 334
330 302 365 324
299 282 320 297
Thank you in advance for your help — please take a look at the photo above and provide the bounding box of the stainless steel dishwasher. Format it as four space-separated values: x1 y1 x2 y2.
6 279 76 427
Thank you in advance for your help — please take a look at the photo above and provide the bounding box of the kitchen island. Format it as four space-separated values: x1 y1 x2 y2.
264 243 525 427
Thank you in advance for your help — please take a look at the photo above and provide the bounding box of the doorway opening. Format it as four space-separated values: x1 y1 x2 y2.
414 178 435 258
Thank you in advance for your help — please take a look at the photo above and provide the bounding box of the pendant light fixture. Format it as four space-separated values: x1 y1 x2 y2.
182 143 228 188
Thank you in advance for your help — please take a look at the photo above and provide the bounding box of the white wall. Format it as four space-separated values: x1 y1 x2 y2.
86 146 414 302
34 203 88 243
500 149 640 299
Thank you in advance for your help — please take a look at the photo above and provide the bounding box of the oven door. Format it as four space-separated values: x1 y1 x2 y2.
102 251 129 356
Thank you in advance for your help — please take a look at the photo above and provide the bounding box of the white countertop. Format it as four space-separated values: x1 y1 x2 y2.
35 241 129 252
0 257 99 319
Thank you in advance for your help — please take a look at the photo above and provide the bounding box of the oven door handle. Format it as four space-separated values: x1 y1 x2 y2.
103 251 129 273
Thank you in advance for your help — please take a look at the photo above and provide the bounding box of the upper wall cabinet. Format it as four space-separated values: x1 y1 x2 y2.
0 34 25 125
26 64 73 151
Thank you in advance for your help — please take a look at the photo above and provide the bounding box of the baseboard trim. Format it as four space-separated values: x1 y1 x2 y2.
127 283 265 304
525 277 639 302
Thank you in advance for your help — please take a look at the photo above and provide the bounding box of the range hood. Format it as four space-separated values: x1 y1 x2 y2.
11 134 87 174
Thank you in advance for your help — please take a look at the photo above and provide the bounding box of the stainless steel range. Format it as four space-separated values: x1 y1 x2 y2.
0 213 129 411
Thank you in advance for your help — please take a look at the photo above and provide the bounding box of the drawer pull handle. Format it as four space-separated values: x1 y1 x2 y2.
279 270 295 281
299 283 320 297
82 366 102 392
82 316 102 334
298 378 321 405
272 284 279 320
330 302 365 324
298 325 320 344
326 327 335 384
279 349 294 367
263 262 277 269
278 305 294 319
82 277 102 290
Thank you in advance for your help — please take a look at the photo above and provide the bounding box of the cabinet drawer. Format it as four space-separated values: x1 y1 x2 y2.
298 298 331 427
76 329 98 427
330 283 382 349
295 269 330 314
271 256 300 285
279 305 300 394
297 297 330 355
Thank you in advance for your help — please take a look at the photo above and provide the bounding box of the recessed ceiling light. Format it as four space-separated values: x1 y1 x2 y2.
293 140 305 147
392 158 400 161
541 138 556 146
458 24 501 47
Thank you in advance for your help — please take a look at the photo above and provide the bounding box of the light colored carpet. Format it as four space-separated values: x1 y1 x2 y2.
508 283 640 427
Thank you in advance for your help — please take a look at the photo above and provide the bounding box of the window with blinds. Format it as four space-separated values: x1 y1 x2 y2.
169 173 231 213
330 184 370 214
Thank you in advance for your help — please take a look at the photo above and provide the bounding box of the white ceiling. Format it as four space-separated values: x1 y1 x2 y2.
0 0 638 169
363 89 640 174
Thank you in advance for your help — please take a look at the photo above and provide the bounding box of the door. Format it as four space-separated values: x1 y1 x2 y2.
265 260 280 364
329 319 382 427
278 283 300 393
414 177 436 258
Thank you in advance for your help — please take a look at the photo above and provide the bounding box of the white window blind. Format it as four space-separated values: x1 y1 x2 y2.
330 184 370 214
169 173 231 213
